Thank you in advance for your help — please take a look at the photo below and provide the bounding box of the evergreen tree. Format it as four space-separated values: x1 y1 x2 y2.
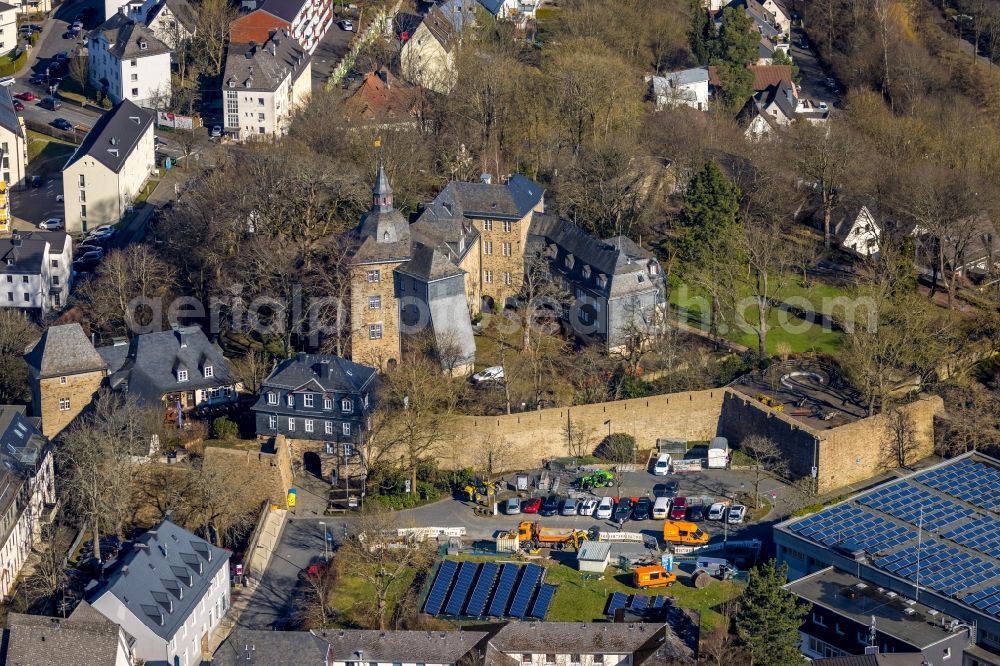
687 0 712 65
678 161 742 266
736 560 808 666
771 49 800 80
711 7 760 66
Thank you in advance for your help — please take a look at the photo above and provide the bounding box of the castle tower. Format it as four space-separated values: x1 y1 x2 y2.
348 165 412 370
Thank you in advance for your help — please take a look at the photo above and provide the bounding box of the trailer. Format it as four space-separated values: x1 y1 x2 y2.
708 437 728 469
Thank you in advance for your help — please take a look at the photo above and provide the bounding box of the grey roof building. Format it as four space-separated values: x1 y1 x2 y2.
90 12 172 60
212 629 329 665
485 621 694 665
24 322 107 380
0 609 135 666
64 99 154 174
87 517 231 666
223 28 308 92
98 325 238 413
0 86 24 140
354 165 412 263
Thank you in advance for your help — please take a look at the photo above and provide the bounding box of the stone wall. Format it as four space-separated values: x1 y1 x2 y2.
349 261 403 370
719 390 820 480
36 370 105 438
432 389 726 471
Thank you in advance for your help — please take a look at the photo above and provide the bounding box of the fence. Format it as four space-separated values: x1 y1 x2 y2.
24 118 82 144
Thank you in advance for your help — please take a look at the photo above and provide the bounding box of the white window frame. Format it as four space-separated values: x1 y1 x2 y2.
287 418 295 431
341 398 353 412
368 295 381 309
286 394 294 407
369 323 382 340
304 419 314 433
267 392 278 405
325 421 333 434
304 393 314 408
324 397 333 410
177 369 188 382
268 415 277 430
342 422 351 436
204 365 213 378
58 397 70 411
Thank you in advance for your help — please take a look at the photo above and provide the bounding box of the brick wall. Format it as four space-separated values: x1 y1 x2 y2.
37 370 105 438
349 261 403 370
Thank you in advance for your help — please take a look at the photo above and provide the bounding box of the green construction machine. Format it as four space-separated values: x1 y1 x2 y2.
575 469 615 490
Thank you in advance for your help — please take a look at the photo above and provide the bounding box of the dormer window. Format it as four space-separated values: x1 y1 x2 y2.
341 398 353 412
286 394 294 407
582 265 591 279
139 39 148 50
648 262 659 276
383 231 390 241
304 393 314 408
267 392 277 405
564 253 575 270
177 369 188 382
597 274 608 289
203 365 213 378
324 397 332 410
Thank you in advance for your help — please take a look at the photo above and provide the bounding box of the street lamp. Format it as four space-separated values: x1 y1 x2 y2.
318 521 329 562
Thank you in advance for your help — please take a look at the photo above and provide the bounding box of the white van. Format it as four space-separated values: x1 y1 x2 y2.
652 496 671 520
653 453 672 476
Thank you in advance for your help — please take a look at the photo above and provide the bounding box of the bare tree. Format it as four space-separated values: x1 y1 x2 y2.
791 121 859 249
882 404 919 470
231 348 274 395
20 523 73 615
69 55 89 91
184 456 262 546
192 0 236 76
0 309 37 403
739 435 788 509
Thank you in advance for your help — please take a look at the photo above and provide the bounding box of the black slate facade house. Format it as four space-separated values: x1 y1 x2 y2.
251 353 377 481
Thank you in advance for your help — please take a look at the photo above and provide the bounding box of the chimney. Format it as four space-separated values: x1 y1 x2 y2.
177 328 188 348
378 67 389 87
480 173 492 184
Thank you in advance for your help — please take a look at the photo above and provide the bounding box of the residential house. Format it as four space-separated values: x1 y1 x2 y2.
1 605 136 666
98 325 239 422
813 655 945 666
829 205 881 257
0 407 54 601
0 4 16 57
737 80 829 139
88 517 230 666
345 69 423 129
230 0 332 55
485 621 695 665
9 0 48 15
88 12 172 108
708 63 792 94
475 0 517 18
24 323 108 437
759 0 790 34
648 67 710 110
128 0 197 50
0 230 72 312
0 86 28 190
528 216 667 353
400 4 461 93
251 353 377 482
61 99 155 233
213 628 490 666
222 29 311 140
786 568 978 662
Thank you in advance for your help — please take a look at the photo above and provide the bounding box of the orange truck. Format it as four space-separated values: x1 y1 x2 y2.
662 520 709 545
517 521 589 550
633 565 676 589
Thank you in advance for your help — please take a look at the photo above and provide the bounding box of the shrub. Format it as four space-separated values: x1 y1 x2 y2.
596 432 637 464
210 416 239 440
101 97 112 110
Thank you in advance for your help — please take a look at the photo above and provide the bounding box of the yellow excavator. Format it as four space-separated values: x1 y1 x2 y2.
463 478 498 507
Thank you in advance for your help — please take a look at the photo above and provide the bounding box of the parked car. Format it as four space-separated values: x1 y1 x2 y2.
653 453 671 476
521 497 541 514
29 175 43 188
40 94 62 109
39 218 63 230
687 504 706 522
28 74 45 85
298 561 328 580
652 496 671 520
595 496 614 520
654 480 679 499
15 92 35 101
472 365 504 384
707 502 728 521
76 250 104 263
87 224 116 240
669 496 688 520
53 51 69 62
210 125 222 137
539 494 560 517
727 504 747 524
818 101 828 110
13 101 23 111
560 497 578 516
51 117 73 130
504 497 521 515
799 36 809 49
578 498 598 516
612 497 632 524
0 77 14 87
632 497 652 521
340 19 354 30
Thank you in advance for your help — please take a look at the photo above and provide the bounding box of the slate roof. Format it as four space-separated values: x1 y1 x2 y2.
0 230 69 275
24 323 107 379
64 99 153 173
432 174 544 221
223 28 309 93
354 166 412 263
422 4 460 52
0 406 48 470
258 0 307 22
213 629 329 665
397 242 465 282
487 622 692 661
1 612 126 666
259 353 377 393
757 80 797 119
91 12 172 60
812 656 929 666
0 86 23 139
96 326 236 405
410 204 477 262
0 2 16 10
476 0 505 15
528 215 662 299
88 517 229 641
317 629 489 662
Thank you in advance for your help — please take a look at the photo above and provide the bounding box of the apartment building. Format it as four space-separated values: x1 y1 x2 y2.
222 29 311 139
0 231 72 312
230 0 331 55
89 12 172 108
0 87 27 189
61 99 155 233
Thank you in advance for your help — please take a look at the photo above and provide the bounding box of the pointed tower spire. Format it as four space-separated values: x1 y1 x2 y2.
373 164 393 212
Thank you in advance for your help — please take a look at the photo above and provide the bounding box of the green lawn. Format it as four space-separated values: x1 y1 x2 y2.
328 565 419 627
26 133 76 176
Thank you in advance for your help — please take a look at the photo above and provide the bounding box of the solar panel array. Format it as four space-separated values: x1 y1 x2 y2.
874 539 996 597
423 560 555 619
963 583 1000 615
858 482 975 530
604 593 667 616
789 503 916 553
915 458 1000 511
941 517 1000 559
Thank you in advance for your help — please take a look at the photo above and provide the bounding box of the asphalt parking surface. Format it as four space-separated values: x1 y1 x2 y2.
311 20 356 86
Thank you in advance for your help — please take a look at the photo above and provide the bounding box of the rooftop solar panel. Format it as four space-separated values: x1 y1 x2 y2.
652 595 667 609
508 564 543 618
487 563 520 617
529 583 556 619
424 560 458 616
464 562 499 617
629 594 649 611
444 561 480 616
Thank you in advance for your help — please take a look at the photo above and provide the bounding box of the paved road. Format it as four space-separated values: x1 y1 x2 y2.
311 21 355 87
789 27 839 107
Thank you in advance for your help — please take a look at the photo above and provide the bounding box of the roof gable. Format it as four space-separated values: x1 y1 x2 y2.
64 99 154 173
24 323 107 379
